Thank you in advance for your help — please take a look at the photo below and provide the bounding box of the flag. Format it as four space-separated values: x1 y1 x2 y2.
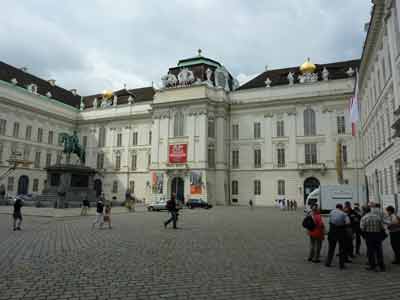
349 71 359 136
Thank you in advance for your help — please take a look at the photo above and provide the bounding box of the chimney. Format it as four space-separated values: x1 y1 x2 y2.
20 67 28 72
48 79 56 86
70 89 77 96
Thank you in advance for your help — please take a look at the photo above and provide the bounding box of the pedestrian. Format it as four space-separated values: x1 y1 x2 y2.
384 206 400 265
293 200 297 211
164 193 178 229
92 196 105 229
325 204 350 269
361 203 386 272
104 203 112 229
81 195 90 216
12 196 23 231
249 199 253 210
353 203 362 255
307 204 325 263
343 201 355 259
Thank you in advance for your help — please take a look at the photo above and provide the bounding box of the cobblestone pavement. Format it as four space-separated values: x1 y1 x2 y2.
0 207 399 300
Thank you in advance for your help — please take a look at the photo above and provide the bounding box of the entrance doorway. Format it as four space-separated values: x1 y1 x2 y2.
171 177 184 203
17 175 29 195
303 177 320 205
94 179 102 197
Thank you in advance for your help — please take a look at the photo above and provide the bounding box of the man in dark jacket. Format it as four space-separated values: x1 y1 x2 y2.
13 196 23 231
164 194 178 229
92 196 105 229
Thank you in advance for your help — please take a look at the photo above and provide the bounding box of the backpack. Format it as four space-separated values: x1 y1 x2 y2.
302 215 316 231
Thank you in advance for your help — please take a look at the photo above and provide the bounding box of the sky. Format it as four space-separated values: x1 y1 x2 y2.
0 0 372 95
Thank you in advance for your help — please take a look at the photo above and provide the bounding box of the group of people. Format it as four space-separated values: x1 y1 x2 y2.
304 201 400 272
276 199 298 211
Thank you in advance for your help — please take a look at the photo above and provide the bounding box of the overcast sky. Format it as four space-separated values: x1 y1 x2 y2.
0 0 372 95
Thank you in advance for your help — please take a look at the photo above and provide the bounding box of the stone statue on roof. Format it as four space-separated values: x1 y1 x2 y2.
287 72 294 85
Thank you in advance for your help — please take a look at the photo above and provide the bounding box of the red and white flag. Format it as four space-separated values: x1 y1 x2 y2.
349 71 359 136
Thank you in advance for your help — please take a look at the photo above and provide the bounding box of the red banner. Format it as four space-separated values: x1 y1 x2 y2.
169 144 187 163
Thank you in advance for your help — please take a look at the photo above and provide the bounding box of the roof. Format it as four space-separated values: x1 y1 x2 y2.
0 61 81 108
177 55 221 68
83 87 155 108
238 59 361 90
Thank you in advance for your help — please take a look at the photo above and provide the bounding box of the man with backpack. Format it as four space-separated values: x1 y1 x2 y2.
164 194 179 229
304 204 325 263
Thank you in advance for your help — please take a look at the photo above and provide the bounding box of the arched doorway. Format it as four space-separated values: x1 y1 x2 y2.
171 177 184 203
303 177 320 205
18 175 29 195
94 179 102 197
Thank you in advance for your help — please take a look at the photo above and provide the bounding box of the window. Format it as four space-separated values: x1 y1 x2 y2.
390 165 395 194
22 146 30 161
208 119 215 138
32 179 39 192
37 128 43 143
337 116 345 135
129 181 135 194
387 108 392 143
381 116 386 148
174 111 184 137
112 180 118 193
276 120 284 137
34 152 41 168
208 146 215 168
148 131 152 145
277 146 285 168
46 153 52 167
254 180 261 195
232 180 238 195
25 125 32 140
0 143 3 162
342 145 348 164
131 152 137 170
115 152 121 170
305 144 317 164
278 180 285 195
117 133 122 147
13 122 20 138
0 119 6 135
304 108 316 136
48 130 54 144
384 168 389 194
232 124 239 140
254 149 261 168
7 177 14 191
232 150 239 169
132 132 138 146
58 133 63 146
97 153 104 169
56 152 62 164
82 136 87 148
254 122 261 139
98 127 106 147
147 153 151 169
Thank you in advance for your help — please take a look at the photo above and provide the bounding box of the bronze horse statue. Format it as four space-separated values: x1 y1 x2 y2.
59 131 85 164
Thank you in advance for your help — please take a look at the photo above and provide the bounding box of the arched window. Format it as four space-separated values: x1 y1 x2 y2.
112 180 118 193
129 180 135 194
174 111 184 137
115 151 121 170
232 180 238 195
304 108 316 136
278 180 285 195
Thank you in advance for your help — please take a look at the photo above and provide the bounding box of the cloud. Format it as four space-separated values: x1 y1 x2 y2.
0 0 371 95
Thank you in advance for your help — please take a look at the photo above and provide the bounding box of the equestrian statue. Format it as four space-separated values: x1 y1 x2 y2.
59 131 86 164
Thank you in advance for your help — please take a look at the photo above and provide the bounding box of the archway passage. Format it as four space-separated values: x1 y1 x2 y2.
17 175 29 195
171 177 184 203
94 179 102 197
303 177 320 205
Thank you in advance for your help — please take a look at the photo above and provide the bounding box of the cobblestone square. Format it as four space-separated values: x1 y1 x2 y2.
0 207 399 300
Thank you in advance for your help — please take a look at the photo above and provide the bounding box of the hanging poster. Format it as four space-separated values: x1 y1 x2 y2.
152 172 163 194
169 144 187 163
190 171 202 194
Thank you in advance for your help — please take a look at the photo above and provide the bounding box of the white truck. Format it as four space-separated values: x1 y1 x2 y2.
306 185 367 212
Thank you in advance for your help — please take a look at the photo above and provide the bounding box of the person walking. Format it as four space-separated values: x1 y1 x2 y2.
12 196 23 231
361 204 386 272
307 204 325 263
103 203 112 229
353 203 362 255
343 201 356 259
92 196 105 229
384 206 400 265
325 204 350 269
249 199 253 210
164 194 178 229
293 200 297 211
81 195 90 216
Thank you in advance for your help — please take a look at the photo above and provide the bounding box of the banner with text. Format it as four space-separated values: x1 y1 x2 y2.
169 144 187 164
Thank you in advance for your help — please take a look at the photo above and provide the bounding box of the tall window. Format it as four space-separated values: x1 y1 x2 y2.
148 131 152 145
277 145 285 168
232 180 238 195
115 152 121 170
276 120 284 137
33 179 39 192
390 165 395 194
98 127 106 147
58 133 63 146
232 124 239 140
129 181 135 194
254 180 261 195
97 153 104 169
174 111 184 137
56 152 62 164
25 125 32 140
48 130 54 144
208 146 215 168
381 116 386 148
342 145 348 164
337 116 345 135
254 149 261 168
208 119 215 138
82 136 87 148
131 152 137 170
0 143 3 162
13 122 20 138
37 128 43 143
46 153 52 167
117 133 122 147
34 152 41 168
147 153 151 169
387 108 392 143
0 119 6 135
132 132 138 145
305 144 317 164
7 177 14 191
384 168 389 195
304 108 316 136
232 150 239 169
254 122 261 139
278 180 285 195
112 181 118 193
